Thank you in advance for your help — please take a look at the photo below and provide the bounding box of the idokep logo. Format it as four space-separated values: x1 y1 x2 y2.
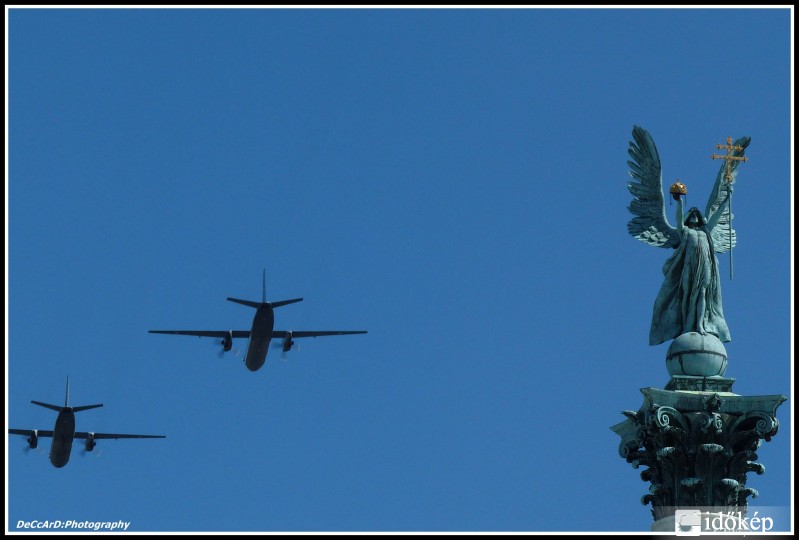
675 509 702 535
674 508 779 534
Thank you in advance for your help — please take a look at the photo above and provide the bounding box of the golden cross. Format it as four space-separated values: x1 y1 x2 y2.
710 136 749 281
711 136 749 182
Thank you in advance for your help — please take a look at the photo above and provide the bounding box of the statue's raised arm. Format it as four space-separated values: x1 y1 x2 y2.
705 136 750 253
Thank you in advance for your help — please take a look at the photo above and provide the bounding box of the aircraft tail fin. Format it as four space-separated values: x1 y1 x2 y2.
31 377 103 412
259 268 303 307
226 271 302 309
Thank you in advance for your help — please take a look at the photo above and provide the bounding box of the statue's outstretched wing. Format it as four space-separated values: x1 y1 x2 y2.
627 126 679 248
705 136 750 254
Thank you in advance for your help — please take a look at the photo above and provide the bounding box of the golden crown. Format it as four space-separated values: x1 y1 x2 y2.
669 180 687 195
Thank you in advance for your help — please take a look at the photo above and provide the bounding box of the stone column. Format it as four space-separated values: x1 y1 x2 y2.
611 332 786 531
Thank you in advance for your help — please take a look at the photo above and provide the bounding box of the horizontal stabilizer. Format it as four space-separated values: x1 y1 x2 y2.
72 403 104 413
226 297 264 309
226 297 304 309
270 298 303 309
31 400 62 412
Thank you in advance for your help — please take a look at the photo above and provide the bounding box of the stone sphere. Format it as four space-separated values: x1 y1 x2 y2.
666 332 728 377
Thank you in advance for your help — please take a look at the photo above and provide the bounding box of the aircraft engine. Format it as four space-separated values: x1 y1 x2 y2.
85 433 96 452
28 430 38 449
282 332 294 353
222 331 233 352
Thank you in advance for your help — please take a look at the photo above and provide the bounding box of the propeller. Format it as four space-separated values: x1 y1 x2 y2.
272 339 299 360
23 434 43 455
215 334 240 358
23 445 45 456
80 447 103 458
270 340 286 360
217 347 242 359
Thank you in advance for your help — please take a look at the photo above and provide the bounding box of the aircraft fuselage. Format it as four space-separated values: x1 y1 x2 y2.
245 305 275 371
49 408 76 468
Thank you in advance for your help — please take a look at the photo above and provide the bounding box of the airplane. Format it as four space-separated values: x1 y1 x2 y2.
149 271 367 372
8 377 166 468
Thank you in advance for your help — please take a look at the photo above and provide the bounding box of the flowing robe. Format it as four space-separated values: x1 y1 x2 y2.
649 203 731 346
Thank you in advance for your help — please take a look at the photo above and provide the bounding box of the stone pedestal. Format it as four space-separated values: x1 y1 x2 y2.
611 336 786 529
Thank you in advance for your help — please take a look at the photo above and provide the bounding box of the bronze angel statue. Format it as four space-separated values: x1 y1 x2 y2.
626 126 750 346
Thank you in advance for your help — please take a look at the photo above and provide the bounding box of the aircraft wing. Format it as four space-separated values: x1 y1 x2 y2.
74 432 166 440
148 330 250 338
272 330 368 338
9 429 54 437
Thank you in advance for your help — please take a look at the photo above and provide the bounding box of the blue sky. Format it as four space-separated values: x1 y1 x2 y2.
6 6 793 533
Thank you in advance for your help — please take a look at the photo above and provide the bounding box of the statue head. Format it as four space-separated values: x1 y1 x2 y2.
684 207 705 228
